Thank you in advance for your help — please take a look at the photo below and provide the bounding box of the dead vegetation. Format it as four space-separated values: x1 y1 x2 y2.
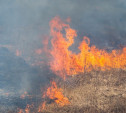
5 69 126 113
40 69 126 113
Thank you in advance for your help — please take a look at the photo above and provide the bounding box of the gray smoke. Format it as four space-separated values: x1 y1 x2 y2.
0 0 126 60
0 0 126 108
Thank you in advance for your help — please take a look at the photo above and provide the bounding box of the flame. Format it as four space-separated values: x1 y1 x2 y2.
49 16 126 79
20 91 28 99
35 49 42 55
20 91 33 99
25 104 30 113
18 16 126 112
38 101 46 112
34 36 50 67
18 109 24 113
18 104 33 113
16 49 21 56
4 92 9 96
43 81 70 106
38 81 70 111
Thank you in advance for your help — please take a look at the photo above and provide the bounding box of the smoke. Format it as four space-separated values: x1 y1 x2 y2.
0 0 126 59
0 0 126 107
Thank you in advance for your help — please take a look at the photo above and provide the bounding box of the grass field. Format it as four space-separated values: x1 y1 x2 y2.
3 69 126 113
40 69 126 113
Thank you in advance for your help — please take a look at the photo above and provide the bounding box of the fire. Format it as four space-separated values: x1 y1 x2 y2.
48 16 126 79
38 101 46 112
20 91 28 99
43 81 70 106
38 81 70 112
35 49 42 55
25 104 30 113
16 49 21 56
20 91 33 99
18 109 24 113
18 16 126 112
18 104 33 113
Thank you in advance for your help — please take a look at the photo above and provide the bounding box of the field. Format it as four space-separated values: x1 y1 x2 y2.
40 69 126 113
3 69 125 113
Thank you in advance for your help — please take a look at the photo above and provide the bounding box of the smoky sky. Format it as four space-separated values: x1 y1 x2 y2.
0 0 126 107
0 0 126 62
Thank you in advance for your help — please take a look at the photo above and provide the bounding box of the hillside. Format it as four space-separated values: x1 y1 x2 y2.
40 69 126 113
1 48 125 113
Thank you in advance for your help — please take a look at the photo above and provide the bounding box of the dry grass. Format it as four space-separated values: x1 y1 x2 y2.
40 69 126 113
6 69 126 113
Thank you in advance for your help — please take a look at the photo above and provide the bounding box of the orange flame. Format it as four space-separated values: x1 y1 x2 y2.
18 109 24 113
49 16 126 79
38 81 70 111
43 81 70 106
18 16 126 112
35 49 42 55
18 104 33 113
16 49 21 56
20 91 33 99
38 101 46 112
20 91 28 99
25 104 30 113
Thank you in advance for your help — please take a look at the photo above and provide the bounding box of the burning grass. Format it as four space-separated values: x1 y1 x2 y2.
35 17 126 112
2 69 126 113
49 16 126 79
38 69 126 113
3 16 126 113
